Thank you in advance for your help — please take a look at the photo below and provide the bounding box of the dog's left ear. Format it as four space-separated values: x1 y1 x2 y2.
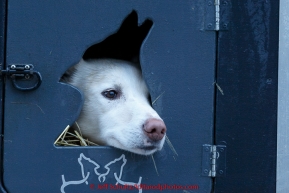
82 10 153 63
117 10 139 35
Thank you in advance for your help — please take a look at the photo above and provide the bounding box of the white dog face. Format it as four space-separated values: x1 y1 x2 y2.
66 59 166 155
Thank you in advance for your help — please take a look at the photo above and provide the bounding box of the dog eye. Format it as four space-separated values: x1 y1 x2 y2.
102 90 118 99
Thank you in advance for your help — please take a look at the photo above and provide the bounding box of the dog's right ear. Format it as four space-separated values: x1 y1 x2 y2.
137 19 153 45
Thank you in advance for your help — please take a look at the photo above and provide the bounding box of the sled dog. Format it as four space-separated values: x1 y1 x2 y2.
63 59 166 155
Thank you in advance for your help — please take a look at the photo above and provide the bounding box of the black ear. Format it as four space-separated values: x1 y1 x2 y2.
82 10 153 62
117 10 138 34
138 19 153 43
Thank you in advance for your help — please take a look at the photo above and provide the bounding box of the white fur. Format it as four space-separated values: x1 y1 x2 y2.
66 59 165 155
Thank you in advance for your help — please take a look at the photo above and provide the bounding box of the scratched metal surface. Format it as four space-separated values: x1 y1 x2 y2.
215 0 278 192
3 1 215 192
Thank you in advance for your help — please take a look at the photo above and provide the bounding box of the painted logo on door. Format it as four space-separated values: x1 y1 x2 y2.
61 153 142 193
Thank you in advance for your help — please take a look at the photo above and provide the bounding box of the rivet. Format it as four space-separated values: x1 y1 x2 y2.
205 147 210 152
11 65 16 69
207 23 213 29
220 148 224 152
24 65 30 70
208 1 212 6
25 74 30 79
204 169 208 174
219 170 224 174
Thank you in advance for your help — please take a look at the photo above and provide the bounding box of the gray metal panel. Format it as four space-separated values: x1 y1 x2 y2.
277 0 289 192
3 1 215 192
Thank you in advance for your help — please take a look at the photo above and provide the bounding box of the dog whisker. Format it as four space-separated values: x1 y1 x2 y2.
152 91 165 105
165 135 178 157
151 154 159 176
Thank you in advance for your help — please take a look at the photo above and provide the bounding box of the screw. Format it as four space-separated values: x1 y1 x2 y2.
223 1 228 5
11 65 16 69
205 147 210 152
220 148 224 152
207 23 213 29
208 1 212 6
25 74 30 79
223 23 228 28
24 65 30 70
219 170 224 174
204 169 208 174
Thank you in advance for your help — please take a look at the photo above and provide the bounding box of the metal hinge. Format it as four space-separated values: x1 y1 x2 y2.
0 64 42 91
202 144 226 177
205 0 231 31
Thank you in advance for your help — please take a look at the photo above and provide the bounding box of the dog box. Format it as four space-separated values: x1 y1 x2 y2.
0 0 278 193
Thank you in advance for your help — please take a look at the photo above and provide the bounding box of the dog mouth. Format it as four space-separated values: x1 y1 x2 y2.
135 141 164 155
138 145 157 151
108 136 163 155
131 145 158 155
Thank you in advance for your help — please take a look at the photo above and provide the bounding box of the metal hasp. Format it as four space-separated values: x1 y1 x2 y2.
0 64 42 91
205 0 231 31
202 144 226 177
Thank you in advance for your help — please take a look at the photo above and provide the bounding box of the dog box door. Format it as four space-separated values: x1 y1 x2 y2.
2 1 216 192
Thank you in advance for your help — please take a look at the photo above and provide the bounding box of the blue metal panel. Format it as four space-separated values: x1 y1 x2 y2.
3 1 215 192
215 0 278 192
0 0 7 192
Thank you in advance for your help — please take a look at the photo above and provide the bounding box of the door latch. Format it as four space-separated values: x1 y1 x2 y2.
0 64 42 91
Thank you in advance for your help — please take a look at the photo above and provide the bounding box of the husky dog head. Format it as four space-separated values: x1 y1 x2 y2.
65 59 166 155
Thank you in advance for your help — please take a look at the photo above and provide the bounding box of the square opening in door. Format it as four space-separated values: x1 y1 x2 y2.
55 11 167 156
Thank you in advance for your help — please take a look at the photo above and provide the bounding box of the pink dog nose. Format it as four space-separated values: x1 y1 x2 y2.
143 118 166 141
